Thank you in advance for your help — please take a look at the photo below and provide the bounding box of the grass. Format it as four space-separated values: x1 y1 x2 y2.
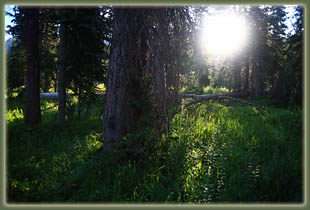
180 86 229 95
170 102 302 202
6 93 303 203
203 86 229 94
96 83 106 92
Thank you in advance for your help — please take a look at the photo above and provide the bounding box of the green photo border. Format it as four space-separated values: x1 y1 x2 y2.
0 0 309 209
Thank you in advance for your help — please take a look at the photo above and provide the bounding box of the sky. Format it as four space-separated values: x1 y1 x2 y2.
5 5 14 41
284 6 299 35
4 5 299 41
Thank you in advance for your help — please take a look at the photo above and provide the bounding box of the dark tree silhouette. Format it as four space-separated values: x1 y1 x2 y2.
22 8 41 126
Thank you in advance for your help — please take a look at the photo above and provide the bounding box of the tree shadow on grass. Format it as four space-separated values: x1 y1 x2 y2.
7 100 302 203
7 107 104 202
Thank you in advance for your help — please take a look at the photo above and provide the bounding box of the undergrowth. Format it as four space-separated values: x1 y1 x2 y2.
180 86 229 95
6 95 303 203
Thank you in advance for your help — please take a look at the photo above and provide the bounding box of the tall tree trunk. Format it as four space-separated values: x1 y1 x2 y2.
85 103 91 119
43 72 50 92
233 60 241 92
269 74 275 93
23 8 41 126
54 73 57 92
243 56 250 92
103 8 145 150
253 62 262 98
250 58 255 97
272 69 285 100
77 89 81 120
57 22 66 124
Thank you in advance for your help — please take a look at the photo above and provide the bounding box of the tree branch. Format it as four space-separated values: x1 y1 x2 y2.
42 104 58 111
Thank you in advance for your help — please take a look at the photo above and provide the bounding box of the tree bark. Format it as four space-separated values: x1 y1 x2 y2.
253 62 262 98
234 60 241 92
54 73 57 93
23 8 41 126
103 9 146 150
43 72 50 92
57 22 66 124
272 68 285 100
243 56 250 92
77 89 81 120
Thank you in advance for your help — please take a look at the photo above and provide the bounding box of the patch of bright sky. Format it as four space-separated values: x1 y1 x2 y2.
284 5 298 35
5 5 14 41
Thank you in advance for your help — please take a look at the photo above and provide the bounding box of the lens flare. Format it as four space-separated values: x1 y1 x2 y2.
201 12 248 57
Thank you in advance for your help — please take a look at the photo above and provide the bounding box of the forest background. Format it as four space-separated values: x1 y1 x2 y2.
1 1 309 205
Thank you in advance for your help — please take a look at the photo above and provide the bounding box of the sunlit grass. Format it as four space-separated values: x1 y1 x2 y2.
179 86 229 95
6 90 302 203
6 108 24 123
170 102 302 202
203 86 229 94
96 83 106 92
7 116 103 201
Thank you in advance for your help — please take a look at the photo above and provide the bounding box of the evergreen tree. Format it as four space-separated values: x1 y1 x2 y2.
57 10 67 123
284 6 303 107
21 7 41 126
103 7 193 150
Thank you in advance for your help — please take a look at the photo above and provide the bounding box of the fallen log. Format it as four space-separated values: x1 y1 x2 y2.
40 92 73 100
42 103 58 111
181 91 248 99
40 92 106 100
170 92 264 120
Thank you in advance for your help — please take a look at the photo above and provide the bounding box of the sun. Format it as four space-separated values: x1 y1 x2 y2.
201 12 249 57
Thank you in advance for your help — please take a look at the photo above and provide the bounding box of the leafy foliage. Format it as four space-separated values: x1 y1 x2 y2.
6 40 26 95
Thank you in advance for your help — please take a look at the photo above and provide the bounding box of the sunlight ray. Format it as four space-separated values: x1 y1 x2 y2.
201 12 249 57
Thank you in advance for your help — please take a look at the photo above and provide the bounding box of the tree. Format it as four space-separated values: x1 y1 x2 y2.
6 7 26 96
39 8 59 93
64 8 107 119
6 39 26 97
103 8 147 150
22 8 41 126
248 6 268 98
103 7 193 150
284 6 303 107
53 8 109 122
267 6 287 100
242 53 250 93
57 16 66 124
232 56 242 92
